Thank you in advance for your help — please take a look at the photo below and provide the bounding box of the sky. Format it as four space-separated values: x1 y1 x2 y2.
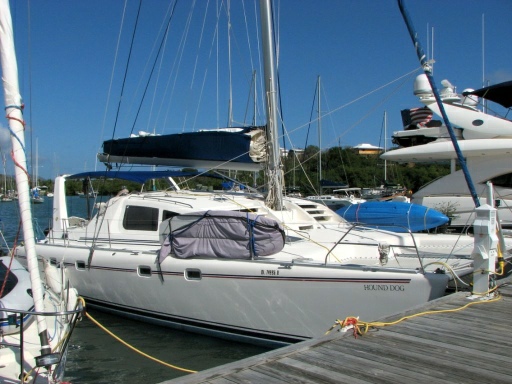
2 0 511 180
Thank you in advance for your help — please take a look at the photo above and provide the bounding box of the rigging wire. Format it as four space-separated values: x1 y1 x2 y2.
100 0 128 168
303 76 318 150
161 0 200 133
109 0 143 142
146 16 171 135
191 0 221 131
126 2 179 137
126 0 181 128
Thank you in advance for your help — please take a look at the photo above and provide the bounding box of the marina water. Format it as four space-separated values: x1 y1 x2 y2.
0 196 270 383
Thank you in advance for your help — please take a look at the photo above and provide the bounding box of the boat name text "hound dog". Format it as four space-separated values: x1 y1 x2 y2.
364 284 405 291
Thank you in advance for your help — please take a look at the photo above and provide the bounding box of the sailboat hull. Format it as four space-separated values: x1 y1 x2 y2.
23 243 448 346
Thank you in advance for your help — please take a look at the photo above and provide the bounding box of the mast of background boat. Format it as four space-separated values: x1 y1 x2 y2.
0 0 51 356
397 0 480 208
260 0 283 210
2 152 7 198
318 76 322 195
383 111 387 182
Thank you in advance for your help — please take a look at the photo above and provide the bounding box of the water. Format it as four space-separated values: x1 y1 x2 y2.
65 309 269 383
0 196 271 383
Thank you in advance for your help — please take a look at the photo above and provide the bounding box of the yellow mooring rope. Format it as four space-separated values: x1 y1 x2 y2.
81 300 197 374
326 290 502 337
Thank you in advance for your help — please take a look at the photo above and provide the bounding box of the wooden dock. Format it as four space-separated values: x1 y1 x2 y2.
162 278 512 384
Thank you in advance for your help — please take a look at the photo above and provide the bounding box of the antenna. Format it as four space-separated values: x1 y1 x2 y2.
482 13 485 88
482 13 487 113
426 24 435 74
431 26 434 74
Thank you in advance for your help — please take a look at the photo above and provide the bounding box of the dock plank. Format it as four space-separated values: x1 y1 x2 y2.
327 331 511 383
277 356 372 384
293 346 447 384
162 280 512 384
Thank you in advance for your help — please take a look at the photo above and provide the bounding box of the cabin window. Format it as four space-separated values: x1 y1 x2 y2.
185 269 202 280
123 205 159 231
489 172 512 189
137 266 152 277
162 210 180 221
76 261 86 270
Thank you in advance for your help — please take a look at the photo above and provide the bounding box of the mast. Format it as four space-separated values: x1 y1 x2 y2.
0 0 51 355
260 0 283 210
227 0 233 127
317 76 322 195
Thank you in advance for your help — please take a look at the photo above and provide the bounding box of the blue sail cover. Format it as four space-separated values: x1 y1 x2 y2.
98 127 266 171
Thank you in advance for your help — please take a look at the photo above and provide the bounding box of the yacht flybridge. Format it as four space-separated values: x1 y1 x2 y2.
383 75 512 232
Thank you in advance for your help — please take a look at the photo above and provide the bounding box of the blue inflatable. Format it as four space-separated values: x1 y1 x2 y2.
336 201 449 232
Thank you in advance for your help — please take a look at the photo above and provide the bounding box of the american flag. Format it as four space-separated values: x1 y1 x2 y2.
401 107 433 128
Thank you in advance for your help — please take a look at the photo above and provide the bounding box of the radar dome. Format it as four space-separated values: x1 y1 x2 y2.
413 74 432 96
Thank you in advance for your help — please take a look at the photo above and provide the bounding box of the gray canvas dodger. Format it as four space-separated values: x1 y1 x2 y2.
159 211 285 260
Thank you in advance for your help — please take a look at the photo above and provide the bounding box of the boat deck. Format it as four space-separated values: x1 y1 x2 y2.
163 276 512 383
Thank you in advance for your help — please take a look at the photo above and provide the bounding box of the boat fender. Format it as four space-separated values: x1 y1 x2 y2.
43 258 62 295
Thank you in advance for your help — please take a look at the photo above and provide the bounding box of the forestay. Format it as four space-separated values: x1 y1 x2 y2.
159 210 285 260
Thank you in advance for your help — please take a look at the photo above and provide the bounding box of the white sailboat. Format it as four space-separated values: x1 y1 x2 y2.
14 0 500 347
0 0 82 382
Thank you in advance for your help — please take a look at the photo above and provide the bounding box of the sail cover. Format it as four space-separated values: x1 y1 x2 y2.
98 127 267 171
159 210 285 260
